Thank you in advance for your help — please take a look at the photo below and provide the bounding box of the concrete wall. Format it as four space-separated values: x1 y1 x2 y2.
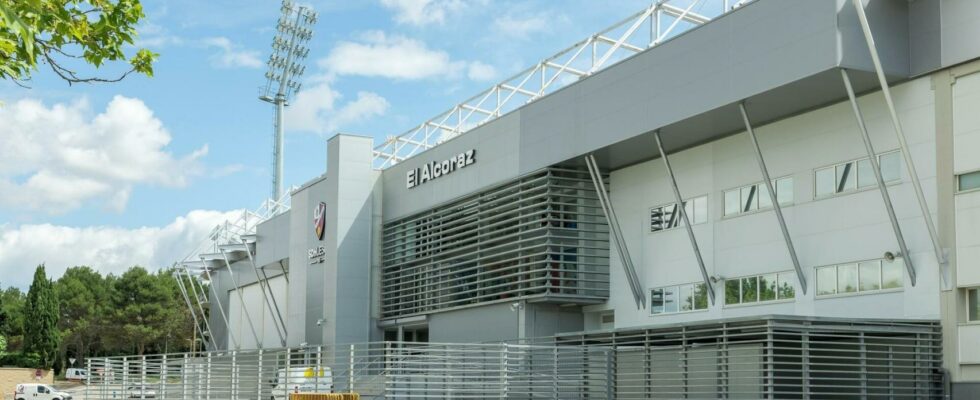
589 74 943 328
429 302 584 343
227 274 287 349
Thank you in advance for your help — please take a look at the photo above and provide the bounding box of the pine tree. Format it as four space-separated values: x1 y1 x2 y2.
24 265 60 368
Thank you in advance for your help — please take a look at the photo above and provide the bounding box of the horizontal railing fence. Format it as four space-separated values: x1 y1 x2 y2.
84 317 943 399
85 342 616 400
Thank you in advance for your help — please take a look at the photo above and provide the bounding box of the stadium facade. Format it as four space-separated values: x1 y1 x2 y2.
180 0 980 397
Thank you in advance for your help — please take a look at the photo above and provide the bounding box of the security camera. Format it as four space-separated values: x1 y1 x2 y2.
884 251 901 262
710 275 724 283
316 318 325 326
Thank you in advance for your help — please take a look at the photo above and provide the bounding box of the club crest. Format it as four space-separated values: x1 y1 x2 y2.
313 201 326 240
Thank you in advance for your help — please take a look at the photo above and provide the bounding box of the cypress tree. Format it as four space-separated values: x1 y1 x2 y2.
24 265 60 368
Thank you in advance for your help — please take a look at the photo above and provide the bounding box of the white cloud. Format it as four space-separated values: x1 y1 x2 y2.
0 209 242 289
322 31 463 80
321 31 496 83
0 96 208 213
202 36 264 69
285 79 390 134
467 61 497 81
379 0 466 27
493 14 549 39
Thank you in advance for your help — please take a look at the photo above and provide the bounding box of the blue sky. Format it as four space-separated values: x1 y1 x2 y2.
0 0 657 288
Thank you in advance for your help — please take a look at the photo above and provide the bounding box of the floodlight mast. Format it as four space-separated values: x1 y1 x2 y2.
260 0 317 206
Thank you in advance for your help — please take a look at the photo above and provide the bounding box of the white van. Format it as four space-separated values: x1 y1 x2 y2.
13 384 72 400
270 366 332 400
64 368 87 382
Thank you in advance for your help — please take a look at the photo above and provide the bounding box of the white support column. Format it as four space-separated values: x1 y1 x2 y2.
652 130 717 304
851 0 945 268
199 264 239 350
183 266 219 350
173 271 209 351
738 103 808 293
218 252 262 348
841 68 917 285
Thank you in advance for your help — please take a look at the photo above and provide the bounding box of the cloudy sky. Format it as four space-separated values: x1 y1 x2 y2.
0 0 658 289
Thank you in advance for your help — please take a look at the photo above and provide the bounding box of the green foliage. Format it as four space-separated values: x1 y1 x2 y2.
0 351 41 368
0 286 26 352
24 265 60 368
0 0 157 85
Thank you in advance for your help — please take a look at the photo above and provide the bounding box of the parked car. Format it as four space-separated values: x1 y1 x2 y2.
270 366 332 400
64 368 87 382
125 386 157 399
13 384 72 400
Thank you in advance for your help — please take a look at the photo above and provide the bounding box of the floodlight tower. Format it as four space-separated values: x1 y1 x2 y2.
260 0 317 203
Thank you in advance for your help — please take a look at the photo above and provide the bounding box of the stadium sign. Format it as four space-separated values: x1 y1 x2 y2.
407 149 476 189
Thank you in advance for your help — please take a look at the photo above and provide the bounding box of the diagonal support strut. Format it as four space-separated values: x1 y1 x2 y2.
738 103 808 294
840 69 917 285
584 154 646 309
652 130 717 305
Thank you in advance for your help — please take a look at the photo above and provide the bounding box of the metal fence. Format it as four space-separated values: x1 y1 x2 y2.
84 317 943 399
85 342 616 400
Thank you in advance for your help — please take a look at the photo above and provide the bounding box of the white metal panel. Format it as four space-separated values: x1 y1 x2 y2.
228 275 288 349
956 191 980 286
953 71 980 174
958 324 980 364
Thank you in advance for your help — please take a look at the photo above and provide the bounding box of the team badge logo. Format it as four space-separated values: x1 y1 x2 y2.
313 202 326 240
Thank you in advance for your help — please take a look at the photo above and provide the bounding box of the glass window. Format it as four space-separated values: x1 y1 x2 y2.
650 288 664 314
759 273 777 301
777 272 796 299
694 283 709 310
816 267 837 296
724 189 740 216
959 171 980 192
663 286 678 313
969 289 980 322
725 279 741 305
693 195 708 224
816 167 835 196
879 151 901 182
837 263 858 293
859 261 881 291
882 259 903 289
837 162 857 192
857 158 875 188
741 186 758 212
741 276 759 303
758 183 773 209
776 177 794 205
679 284 694 312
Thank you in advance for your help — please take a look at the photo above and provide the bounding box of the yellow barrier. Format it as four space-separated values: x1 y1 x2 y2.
288 393 360 400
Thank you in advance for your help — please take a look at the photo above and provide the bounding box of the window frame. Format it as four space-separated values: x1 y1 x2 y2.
815 258 905 299
721 176 795 218
967 288 980 323
723 271 797 307
649 194 709 234
813 150 902 199
957 169 980 194
649 282 710 316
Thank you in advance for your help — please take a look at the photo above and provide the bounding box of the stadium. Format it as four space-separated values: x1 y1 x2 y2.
85 0 980 398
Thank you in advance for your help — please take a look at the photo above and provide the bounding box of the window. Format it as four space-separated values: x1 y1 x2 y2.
725 272 796 305
651 283 709 315
650 195 708 232
816 258 903 297
815 151 901 197
969 289 980 322
723 178 794 217
959 171 980 192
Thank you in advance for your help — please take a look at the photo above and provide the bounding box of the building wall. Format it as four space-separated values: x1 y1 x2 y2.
227 274 287 349
589 74 943 328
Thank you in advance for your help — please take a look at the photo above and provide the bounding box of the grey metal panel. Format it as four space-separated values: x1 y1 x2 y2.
908 0 942 76
839 0 911 77
939 0 980 68
255 211 290 267
428 302 519 343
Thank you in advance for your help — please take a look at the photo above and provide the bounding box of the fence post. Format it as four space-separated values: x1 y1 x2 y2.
500 344 508 400
553 347 559 400
383 342 391 397
285 348 291 399
85 358 91 400
257 349 264 400
206 352 212 400
349 344 355 393
161 354 168 400
181 354 188 400
606 349 615 400
231 350 238 400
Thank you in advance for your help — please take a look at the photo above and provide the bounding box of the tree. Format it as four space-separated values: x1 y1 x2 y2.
55 266 111 366
24 265 60 368
112 267 172 355
0 0 157 85
0 286 26 352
